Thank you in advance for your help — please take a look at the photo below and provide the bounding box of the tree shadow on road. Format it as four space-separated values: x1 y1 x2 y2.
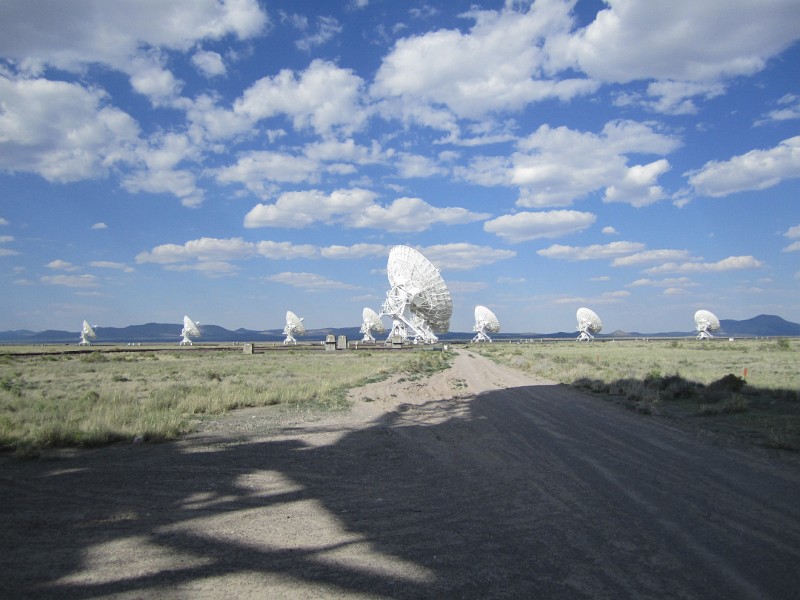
2 384 799 599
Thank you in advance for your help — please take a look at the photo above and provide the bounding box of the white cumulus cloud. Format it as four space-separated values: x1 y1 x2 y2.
372 0 596 122
188 60 368 140
627 277 697 288
266 272 356 290
417 243 516 271
0 0 266 105
611 249 693 267
644 255 764 274
0 76 139 183
552 0 800 113
89 261 135 273
46 259 79 271
349 197 489 232
135 237 391 270
192 50 226 77
460 120 679 208
40 274 98 287
244 189 488 232
484 210 596 243
538 241 646 261
687 136 800 198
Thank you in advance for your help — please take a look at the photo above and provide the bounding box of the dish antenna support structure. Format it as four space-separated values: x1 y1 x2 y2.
283 311 306 345
360 307 385 342
576 307 603 341
472 305 500 343
180 315 200 345
379 245 453 344
79 320 96 346
694 309 720 340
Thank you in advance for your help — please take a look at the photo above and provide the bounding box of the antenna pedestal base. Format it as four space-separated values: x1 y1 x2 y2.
472 328 492 343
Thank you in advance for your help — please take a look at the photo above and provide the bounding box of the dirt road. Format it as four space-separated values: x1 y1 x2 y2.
2 349 799 599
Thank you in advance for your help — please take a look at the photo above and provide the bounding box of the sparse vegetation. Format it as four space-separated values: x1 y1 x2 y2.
0 346 453 456
473 339 800 451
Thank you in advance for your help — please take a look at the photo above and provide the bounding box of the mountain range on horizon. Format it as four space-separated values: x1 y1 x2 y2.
2 315 799 345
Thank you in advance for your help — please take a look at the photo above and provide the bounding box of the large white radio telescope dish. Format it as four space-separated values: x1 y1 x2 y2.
576 307 603 341
472 305 500 343
283 310 306 345
79 320 96 346
360 307 385 342
694 309 720 340
180 315 200 346
379 245 453 344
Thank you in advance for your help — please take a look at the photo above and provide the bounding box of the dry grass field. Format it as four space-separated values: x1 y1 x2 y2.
0 345 451 457
1 338 798 457
471 338 800 451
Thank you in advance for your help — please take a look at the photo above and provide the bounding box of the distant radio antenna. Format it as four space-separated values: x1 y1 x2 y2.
379 245 452 344
79 320 96 346
360 307 385 342
283 311 306 345
180 315 200 346
694 309 720 340
472 305 500 343
576 307 602 341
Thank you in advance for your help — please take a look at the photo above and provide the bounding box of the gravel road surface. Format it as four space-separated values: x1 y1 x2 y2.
2 349 799 599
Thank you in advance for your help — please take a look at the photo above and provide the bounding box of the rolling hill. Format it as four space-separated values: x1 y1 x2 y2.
1 314 798 344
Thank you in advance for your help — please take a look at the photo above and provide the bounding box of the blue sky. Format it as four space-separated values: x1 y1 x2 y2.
1 0 799 334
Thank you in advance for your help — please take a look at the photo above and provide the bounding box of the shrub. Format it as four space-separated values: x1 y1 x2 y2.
401 350 453 377
765 427 797 450
80 352 108 363
80 390 100 404
721 394 748 414
659 375 699 401
644 369 662 383
709 373 746 393
0 376 23 396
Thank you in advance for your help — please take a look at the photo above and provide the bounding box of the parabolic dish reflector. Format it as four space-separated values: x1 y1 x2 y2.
694 309 720 332
386 245 452 332
286 311 306 335
577 307 603 333
474 305 500 333
362 307 385 333
82 320 96 338
183 315 201 337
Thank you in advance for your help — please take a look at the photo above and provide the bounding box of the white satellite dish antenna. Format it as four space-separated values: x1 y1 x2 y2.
360 307 385 342
379 245 452 344
79 320 96 346
694 309 720 340
180 315 200 345
576 307 602 341
283 310 306 345
472 305 500 343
